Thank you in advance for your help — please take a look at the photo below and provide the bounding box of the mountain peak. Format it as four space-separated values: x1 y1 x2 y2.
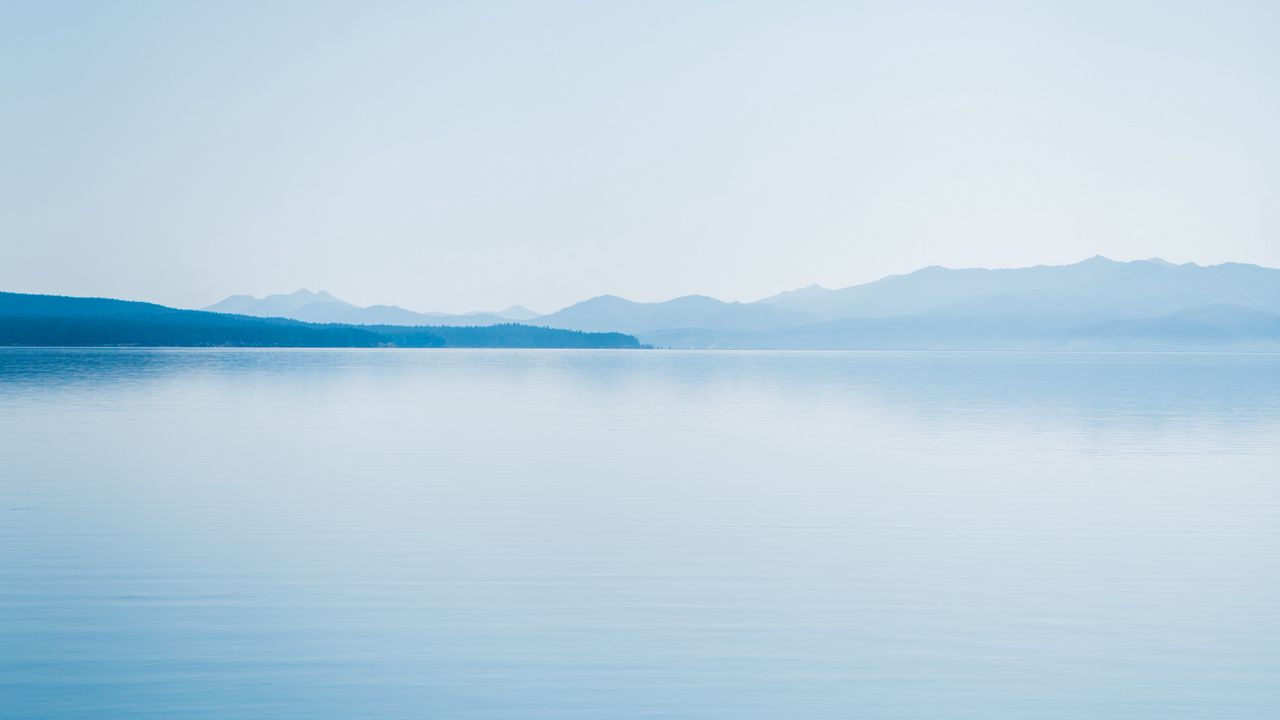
204 289 352 316
1078 255 1117 265
754 283 833 307
285 288 345 302
491 304 541 321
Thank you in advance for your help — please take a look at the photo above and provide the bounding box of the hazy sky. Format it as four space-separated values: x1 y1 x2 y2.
3 1 1277 312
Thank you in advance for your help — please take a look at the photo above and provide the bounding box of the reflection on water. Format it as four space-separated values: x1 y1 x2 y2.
2 349 1278 719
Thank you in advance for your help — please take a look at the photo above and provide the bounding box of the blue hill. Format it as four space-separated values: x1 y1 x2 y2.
538 258 1280 349
0 293 640 349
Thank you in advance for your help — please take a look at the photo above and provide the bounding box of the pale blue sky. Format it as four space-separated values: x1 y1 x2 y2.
2 1 1277 312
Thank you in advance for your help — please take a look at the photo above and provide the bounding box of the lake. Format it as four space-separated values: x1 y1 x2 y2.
1 348 1278 719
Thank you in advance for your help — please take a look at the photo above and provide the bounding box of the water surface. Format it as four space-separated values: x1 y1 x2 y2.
2 349 1278 718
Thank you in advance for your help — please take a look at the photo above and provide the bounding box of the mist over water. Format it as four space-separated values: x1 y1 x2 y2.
2 349 1278 719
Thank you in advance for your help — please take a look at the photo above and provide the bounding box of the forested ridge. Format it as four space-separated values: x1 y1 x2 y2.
0 292 642 349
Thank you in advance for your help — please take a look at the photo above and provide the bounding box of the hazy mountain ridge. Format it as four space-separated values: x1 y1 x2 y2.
535 294 816 334
545 258 1280 349
0 293 639 349
194 257 1280 349
205 290 539 327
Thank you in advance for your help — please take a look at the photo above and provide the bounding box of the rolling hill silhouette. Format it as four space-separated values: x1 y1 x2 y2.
0 293 638 348
536 257 1280 349
205 290 539 327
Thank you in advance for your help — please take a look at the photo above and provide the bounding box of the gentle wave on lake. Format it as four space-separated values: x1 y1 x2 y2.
2 349 1278 718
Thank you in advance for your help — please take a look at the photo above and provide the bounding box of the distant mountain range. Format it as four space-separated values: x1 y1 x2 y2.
205 290 540 326
18 256 1278 350
529 257 1279 349
0 293 640 349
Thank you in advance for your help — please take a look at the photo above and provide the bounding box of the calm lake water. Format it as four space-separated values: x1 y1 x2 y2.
1 348 1278 719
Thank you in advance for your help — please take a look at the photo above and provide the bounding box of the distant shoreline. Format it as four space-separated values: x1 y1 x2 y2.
5 346 1279 356
0 292 643 350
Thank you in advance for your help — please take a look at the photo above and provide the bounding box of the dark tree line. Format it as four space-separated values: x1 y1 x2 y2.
0 292 643 349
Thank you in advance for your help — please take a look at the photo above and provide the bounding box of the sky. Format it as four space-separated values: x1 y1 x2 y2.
2 1 1278 313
